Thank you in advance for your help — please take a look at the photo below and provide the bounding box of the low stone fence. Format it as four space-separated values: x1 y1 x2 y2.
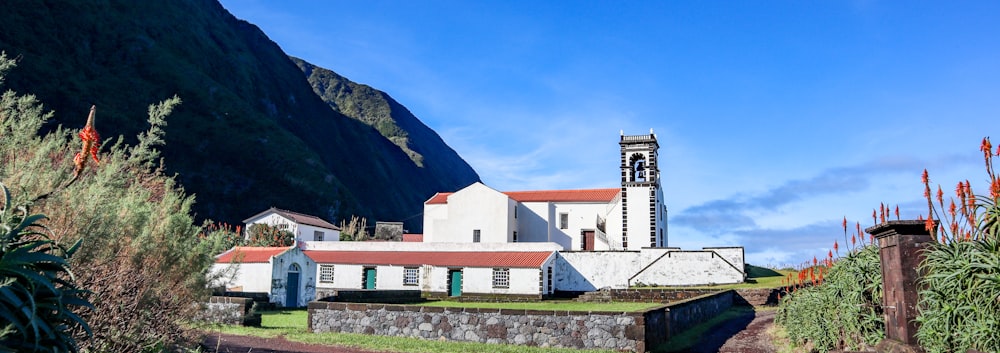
195 296 260 326
663 291 733 338
309 302 660 351
308 289 735 352
733 287 785 306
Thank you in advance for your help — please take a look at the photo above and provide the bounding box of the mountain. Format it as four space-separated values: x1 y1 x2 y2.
0 0 479 231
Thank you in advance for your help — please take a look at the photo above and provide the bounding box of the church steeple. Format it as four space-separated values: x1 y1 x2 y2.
619 130 667 249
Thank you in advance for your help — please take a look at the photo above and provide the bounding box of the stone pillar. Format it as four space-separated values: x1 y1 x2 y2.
866 220 933 353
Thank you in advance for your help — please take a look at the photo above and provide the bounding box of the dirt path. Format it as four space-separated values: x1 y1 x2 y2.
201 309 778 353
679 309 777 353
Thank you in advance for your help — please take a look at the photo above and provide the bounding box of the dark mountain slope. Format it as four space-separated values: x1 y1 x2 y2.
292 57 478 191
0 0 479 230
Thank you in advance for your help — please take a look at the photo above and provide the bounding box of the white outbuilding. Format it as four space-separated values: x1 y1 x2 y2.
243 207 341 243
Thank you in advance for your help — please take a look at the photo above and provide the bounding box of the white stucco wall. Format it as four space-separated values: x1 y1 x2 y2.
304 240 563 252
245 213 298 239
623 186 654 250
555 251 658 291
425 183 513 243
551 202 613 250
703 247 745 273
631 251 744 286
554 248 745 291
517 202 552 243
460 267 542 295
210 262 273 293
422 204 448 242
296 223 340 242
268 247 317 307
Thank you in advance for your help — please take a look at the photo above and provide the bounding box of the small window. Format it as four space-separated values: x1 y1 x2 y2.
559 213 569 229
492 268 510 288
319 265 334 284
473 229 481 243
314 230 324 241
403 267 419 286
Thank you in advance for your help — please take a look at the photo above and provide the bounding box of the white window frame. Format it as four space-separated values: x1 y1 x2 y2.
403 267 419 286
559 213 569 229
314 230 324 241
473 229 481 243
492 268 510 288
318 264 334 284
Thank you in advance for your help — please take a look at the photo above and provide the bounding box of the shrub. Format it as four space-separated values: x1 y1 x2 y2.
776 244 883 352
0 52 228 351
0 183 92 352
914 137 1000 353
246 223 294 247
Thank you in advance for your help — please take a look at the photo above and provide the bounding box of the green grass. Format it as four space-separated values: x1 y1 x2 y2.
414 300 660 312
199 309 619 353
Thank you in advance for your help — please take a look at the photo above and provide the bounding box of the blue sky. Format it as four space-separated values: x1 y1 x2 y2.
219 1 1000 267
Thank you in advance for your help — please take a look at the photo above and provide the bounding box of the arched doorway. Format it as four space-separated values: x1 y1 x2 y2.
286 263 300 307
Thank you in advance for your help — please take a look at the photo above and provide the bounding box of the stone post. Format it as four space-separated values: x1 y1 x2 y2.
866 220 933 353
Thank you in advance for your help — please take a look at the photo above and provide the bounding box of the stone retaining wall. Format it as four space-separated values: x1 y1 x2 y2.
733 288 785 306
664 291 733 338
309 302 657 351
195 296 259 326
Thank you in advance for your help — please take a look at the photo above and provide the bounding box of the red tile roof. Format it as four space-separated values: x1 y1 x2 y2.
304 251 553 268
402 234 424 242
505 188 620 203
425 188 619 205
215 246 291 263
243 207 341 230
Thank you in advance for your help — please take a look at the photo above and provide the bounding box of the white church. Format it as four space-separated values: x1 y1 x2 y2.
423 132 667 251
212 131 746 307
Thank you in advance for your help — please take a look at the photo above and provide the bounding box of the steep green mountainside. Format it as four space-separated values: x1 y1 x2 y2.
0 0 479 231
292 57 476 189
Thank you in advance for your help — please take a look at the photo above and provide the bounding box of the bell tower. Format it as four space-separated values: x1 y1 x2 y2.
620 129 667 249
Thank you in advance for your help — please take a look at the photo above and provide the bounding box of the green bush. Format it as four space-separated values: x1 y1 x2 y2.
0 183 92 352
776 245 883 352
246 223 294 247
0 52 229 351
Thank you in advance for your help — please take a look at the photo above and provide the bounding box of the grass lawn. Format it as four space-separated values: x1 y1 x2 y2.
198 309 621 353
414 300 660 312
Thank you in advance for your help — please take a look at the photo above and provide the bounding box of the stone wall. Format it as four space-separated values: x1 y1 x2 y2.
733 288 785 306
308 302 657 351
195 296 260 326
664 291 733 338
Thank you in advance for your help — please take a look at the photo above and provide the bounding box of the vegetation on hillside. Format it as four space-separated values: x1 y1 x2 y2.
0 54 229 351
0 1 479 232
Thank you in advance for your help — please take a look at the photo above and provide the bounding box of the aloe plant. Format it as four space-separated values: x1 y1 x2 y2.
0 182 92 352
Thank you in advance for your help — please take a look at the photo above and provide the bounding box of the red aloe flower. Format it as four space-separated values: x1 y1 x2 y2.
925 216 936 233
73 106 101 177
921 169 929 184
851 234 856 247
981 137 992 155
813 256 818 267
833 240 839 255
842 217 847 232
895 205 900 221
828 249 833 260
